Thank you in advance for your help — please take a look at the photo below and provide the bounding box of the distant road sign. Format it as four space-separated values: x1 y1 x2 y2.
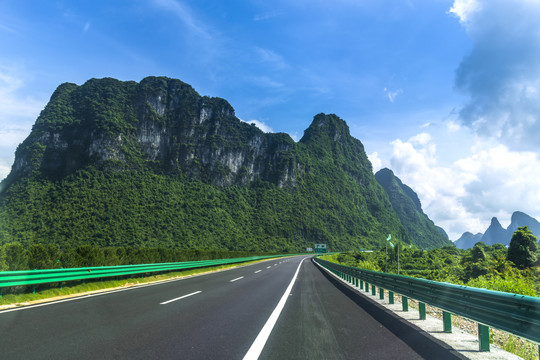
314 244 327 253
306 248 313 252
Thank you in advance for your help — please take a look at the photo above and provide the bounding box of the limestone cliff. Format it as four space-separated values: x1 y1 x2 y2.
6 77 298 188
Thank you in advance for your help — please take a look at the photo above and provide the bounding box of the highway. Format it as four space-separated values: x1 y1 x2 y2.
0 256 465 359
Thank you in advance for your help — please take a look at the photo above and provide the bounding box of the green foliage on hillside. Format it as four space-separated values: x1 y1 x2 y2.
330 238 540 296
0 162 404 253
0 241 274 271
0 77 423 254
375 168 451 249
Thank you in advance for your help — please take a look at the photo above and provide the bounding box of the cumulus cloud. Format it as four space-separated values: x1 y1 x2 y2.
368 152 382 172
448 0 481 23
450 0 540 150
389 132 540 240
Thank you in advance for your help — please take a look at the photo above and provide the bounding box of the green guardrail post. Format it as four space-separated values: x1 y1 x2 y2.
371 285 376 296
365 283 369 293
379 288 384 300
59 282 62 290
402 296 408 311
355 277 358 287
388 291 394 304
419 302 426 320
0 288 2 298
32 285 36 295
478 324 490 352
360 280 364 290
443 311 452 333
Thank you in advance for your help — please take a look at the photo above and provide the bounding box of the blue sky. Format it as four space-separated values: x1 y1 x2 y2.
2 0 540 240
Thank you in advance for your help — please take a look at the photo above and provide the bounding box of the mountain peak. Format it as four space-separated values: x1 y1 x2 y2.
300 113 351 144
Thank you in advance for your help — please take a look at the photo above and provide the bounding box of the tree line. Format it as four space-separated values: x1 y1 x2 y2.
331 226 540 296
0 242 275 271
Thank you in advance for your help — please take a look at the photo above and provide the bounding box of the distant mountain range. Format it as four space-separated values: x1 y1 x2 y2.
454 211 540 249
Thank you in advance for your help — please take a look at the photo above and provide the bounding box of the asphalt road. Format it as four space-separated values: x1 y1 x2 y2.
0 256 465 359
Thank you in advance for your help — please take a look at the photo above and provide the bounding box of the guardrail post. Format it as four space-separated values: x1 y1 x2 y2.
371 285 376 296
355 277 358 287
388 291 394 304
443 311 452 333
0 288 2 298
32 285 36 295
379 288 384 300
360 280 363 290
478 324 490 352
419 302 426 320
402 296 408 311
365 283 369 293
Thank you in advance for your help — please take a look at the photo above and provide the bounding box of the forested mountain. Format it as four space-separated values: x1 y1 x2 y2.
0 76 444 252
374 168 452 249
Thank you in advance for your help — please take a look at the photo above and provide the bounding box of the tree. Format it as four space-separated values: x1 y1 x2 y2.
507 226 538 269
4 242 29 270
471 244 486 262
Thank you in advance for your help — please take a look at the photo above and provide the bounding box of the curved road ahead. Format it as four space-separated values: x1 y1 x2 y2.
0 256 464 359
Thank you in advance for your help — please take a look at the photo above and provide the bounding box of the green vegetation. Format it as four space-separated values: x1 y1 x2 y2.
507 226 538 269
326 230 540 360
0 242 274 271
0 77 416 253
328 236 540 296
375 168 451 249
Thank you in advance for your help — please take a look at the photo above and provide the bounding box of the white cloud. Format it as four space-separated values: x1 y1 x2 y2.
448 0 481 24
383 87 402 103
368 152 382 172
388 130 540 240
451 0 540 151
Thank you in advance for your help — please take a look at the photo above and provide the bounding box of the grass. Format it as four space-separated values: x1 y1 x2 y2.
0 259 268 307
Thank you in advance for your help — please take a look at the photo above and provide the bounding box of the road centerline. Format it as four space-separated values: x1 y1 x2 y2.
160 291 202 305
255 270 262 273
230 276 244 282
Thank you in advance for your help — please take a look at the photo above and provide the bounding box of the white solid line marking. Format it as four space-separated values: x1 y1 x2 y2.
242 257 306 360
266 266 271 269
273 264 277 266
160 291 201 305
230 276 244 282
255 270 262 273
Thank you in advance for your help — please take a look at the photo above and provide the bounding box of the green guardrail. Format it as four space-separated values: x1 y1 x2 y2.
314 257 540 354
0 254 301 297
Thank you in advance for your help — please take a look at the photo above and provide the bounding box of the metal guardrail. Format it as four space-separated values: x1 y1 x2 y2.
314 257 540 352
0 254 297 296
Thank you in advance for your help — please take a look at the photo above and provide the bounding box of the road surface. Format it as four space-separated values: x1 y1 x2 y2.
0 256 464 359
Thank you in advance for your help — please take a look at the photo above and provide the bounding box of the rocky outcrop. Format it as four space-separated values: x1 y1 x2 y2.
4 77 300 188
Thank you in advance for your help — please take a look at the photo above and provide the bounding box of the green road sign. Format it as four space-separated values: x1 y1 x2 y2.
315 244 327 253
